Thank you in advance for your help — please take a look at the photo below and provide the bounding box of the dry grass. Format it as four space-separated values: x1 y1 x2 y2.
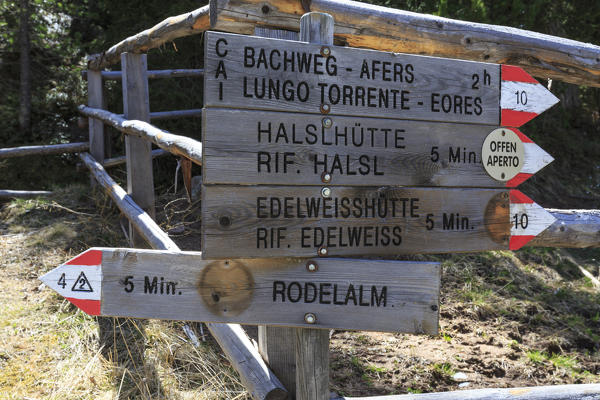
0 186 248 399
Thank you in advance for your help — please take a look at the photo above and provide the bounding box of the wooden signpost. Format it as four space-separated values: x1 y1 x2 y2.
204 31 559 126
202 110 553 187
40 248 441 334
201 187 556 258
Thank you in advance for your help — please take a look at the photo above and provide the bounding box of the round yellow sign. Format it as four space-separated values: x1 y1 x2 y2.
481 128 524 181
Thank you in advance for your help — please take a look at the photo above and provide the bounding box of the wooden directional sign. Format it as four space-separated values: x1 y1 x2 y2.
202 109 553 187
40 248 441 334
204 31 559 126
201 187 556 258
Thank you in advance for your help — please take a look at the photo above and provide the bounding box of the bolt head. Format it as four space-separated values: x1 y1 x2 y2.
320 103 330 114
321 187 331 197
307 263 317 271
304 313 316 324
319 247 328 256
321 46 331 56
322 117 332 128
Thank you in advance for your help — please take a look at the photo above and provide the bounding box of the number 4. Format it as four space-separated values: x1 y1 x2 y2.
58 273 66 289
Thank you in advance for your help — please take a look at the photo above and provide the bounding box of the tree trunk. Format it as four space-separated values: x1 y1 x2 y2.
18 0 31 138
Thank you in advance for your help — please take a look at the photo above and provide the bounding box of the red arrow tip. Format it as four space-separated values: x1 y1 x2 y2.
65 249 102 266
509 190 534 204
502 65 539 84
65 298 101 316
501 109 539 127
509 235 536 250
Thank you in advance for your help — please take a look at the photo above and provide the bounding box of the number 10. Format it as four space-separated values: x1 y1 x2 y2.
515 90 528 105
513 213 529 229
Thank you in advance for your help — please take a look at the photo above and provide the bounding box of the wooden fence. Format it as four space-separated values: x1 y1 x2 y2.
2 0 600 399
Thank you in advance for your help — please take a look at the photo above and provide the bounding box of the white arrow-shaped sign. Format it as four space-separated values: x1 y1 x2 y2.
501 65 560 127
509 190 557 250
40 249 441 334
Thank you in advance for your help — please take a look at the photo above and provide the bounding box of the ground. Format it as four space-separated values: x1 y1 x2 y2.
0 184 599 399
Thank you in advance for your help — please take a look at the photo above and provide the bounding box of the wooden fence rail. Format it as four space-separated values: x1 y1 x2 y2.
78 151 287 400
78 105 202 165
0 190 53 199
82 69 204 80
337 383 600 400
87 6 210 70
87 0 600 87
0 142 89 159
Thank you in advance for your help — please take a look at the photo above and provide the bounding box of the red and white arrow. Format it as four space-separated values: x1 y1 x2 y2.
39 249 102 315
501 65 560 127
505 128 554 187
509 190 556 250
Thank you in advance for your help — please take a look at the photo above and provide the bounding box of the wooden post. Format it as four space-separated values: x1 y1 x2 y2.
87 70 104 185
253 26 300 398
296 12 333 400
121 52 155 247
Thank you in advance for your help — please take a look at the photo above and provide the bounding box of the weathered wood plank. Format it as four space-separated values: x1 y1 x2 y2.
201 186 557 258
78 152 178 251
43 247 440 334
88 70 105 177
122 53 155 247
529 209 600 248
258 326 297 396
87 6 209 70
0 190 52 199
207 323 288 400
0 142 88 159
149 108 203 120
334 383 600 399
204 31 501 125
296 328 330 400
202 109 553 187
78 106 203 166
210 0 600 87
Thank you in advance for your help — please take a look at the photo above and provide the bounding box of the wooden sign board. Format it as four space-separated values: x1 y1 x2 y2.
40 248 441 334
201 187 556 258
202 109 553 187
204 32 558 126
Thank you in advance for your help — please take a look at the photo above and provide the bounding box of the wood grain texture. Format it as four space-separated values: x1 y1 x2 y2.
258 326 297 396
78 152 179 251
334 383 600 399
202 108 511 187
87 6 209 70
94 248 441 334
122 53 155 247
87 70 105 178
210 0 600 87
78 106 203 166
208 323 287 400
0 142 88 159
201 185 510 258
529 209 600 249
296 328 329 400
204 31 500 124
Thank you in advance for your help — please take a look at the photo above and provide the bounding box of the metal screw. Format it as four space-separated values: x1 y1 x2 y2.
320 103 330 114
318 246 328 256
320 46 331 57
430 304 438 311
322 117 332 128
501 172 505 179
321 187 331 198
502 130 506 136
321 172 332 183
306 261 318 272
304 313 317 324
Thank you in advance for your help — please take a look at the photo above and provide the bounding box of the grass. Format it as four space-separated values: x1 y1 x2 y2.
0 188 249 399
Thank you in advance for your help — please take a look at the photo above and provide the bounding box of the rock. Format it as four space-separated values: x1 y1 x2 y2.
458 382 471 388
453 372 468 381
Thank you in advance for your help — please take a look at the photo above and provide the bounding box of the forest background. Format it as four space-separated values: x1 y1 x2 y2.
0 0 599 209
